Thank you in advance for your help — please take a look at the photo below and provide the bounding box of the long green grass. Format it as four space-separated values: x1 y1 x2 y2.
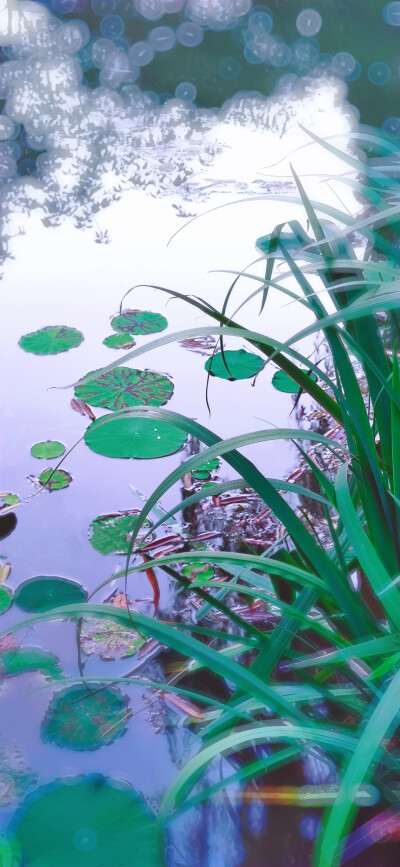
5 128 400 866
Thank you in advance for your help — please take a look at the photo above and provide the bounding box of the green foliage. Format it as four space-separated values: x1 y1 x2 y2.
31 441 66 459
41 684 129 750
272 370 317 394
111 309 167 335
18 326 84 355
0 647 61 679
84 415 187 459
0 586 12 614
0 494 20 506
38 469 72 491
103 333 136 349
88 511 153 555
10 776 164 866
14 577 87 612
75 367 174 411
205 349 263 380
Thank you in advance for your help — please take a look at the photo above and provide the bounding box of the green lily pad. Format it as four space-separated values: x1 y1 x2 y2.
18 326 84 356
31 441 66 460
39 469 72 492
182 563 214 582
81 619 146 660
205 350 264 381
111 309 168 335
103 334 136 349
84 416 187 459
0 494 20 507
41 684 129 750
74 367 174 411
0 586 12 615
271 370 318 394
89 511 154 555
192 471 211 481
0 647 61 679
10 776 164 867
14 576 87 612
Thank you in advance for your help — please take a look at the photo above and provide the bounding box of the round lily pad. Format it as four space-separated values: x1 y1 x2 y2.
14 576 87 612
1 493 20 507
84 416 187 459
74 367 174 411
18 326 84 356
31 441 66 460
39 469 72 492
271 370 318 394
89 511 154 555
81 619 146 660
41 684 129 750
103 334 136 349
205 350 264 381
10 775 164 867
0 586 12 615
111 309 168 335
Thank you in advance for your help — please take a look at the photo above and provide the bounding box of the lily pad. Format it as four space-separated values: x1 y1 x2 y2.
41 684 129 750
0 647 61 679
182 563 214 582
39 469 72 491
10 775 164 867
89 511 154 555
272 370 318 394
205 350 264 381
80 619 146 660
84 416 187 459
0 494 20 507
103 334 136 349
111 309 168 335
18 326 84 356
74 367 174 411
31 441 66 460
0 586 12 615
14 576 87 612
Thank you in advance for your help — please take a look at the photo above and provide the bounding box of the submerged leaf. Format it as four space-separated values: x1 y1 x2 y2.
38 469 72 492
89 511 154 556
111 309 167 335
75 367 174 411
0 647 61 678
103 333 136 349
80 618 146 660
11 776 164 866
84 416 187 459
31 441 66 460
14 576 87 612
41 684 130 750
18 326 84 355
0 586 12 615
205 350 264 381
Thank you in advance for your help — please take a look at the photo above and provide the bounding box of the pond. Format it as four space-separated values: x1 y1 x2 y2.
1 1 400 865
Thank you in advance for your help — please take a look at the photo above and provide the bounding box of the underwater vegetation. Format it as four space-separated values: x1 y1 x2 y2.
2 130 400 866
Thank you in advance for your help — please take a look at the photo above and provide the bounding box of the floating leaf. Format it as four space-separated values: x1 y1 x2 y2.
0 514 17 540
0 493 20 507
111 309 167 335
81 619 146 660
75 367 174 411
272 370 318 394
39 469 72 492
14 576 87 612
84 416 187 459
192 471 211 481
89 511 154 556
41 684 129 750
0 647 61 679
103 334 136 349
182 563 214 582
0 587 12 615
195 458 220 472
31 441 66 460
205 350 264 381
10 776 164 867
18 326 84 356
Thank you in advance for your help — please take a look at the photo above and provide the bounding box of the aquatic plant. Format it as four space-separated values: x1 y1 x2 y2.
4 130 400 867
18 326 84 356
75 366 174 410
